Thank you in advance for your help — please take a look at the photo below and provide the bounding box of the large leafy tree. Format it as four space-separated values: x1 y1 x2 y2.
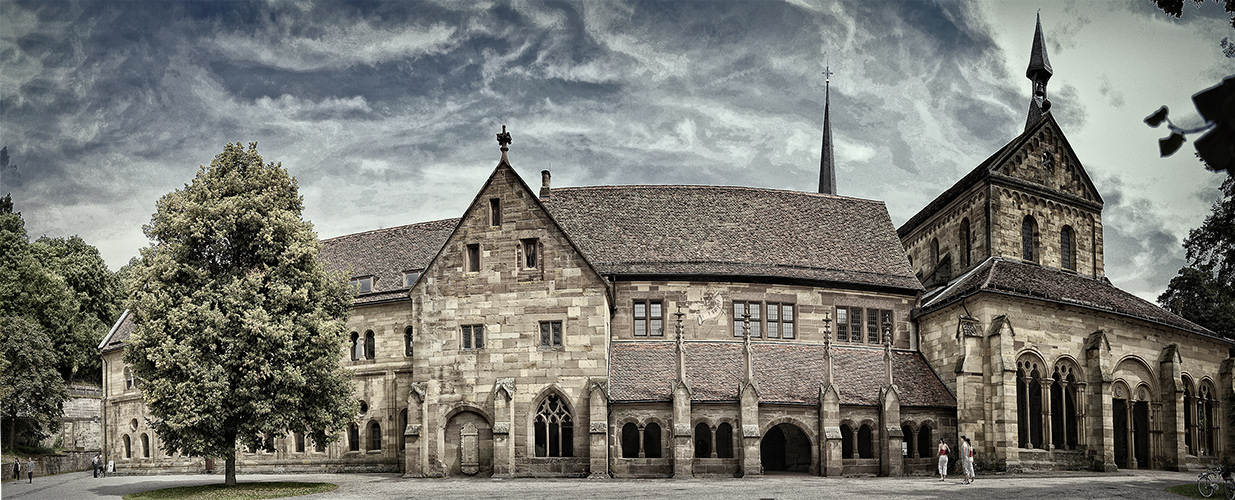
0 194 118 383
1160 176 1235 338
124 143 355 486
0 316 70 452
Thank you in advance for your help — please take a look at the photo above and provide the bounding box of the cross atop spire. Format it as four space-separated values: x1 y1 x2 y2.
819 65 837 195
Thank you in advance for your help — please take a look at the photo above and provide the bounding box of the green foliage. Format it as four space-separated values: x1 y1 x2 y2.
123 482 338 500
0 194 121 383
1166 482 1207 498
0 316 70 452
1153 0 1235 29
124 143 355 485
1161 177 1235 337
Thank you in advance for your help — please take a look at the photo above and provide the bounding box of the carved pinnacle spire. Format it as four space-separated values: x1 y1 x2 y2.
819 65 837 195
496 125 512 163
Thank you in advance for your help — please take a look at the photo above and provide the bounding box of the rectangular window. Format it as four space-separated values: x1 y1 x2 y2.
349 277 373 294
849 307 862 343
768 303 795 339
540 321 563 347
836 308 849 342
633 300 663 336
403 271 420 288
489 198 501 226
462 324 484 349
522 238 538 269
867 308 880 343
732 301 761 338
466 244 480 272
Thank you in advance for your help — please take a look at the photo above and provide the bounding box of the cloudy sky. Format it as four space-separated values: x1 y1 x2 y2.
2 0 1232 302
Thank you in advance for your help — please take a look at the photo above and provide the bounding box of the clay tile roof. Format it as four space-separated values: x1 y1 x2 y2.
544 186 921 291
319 218 459 301
921 257 1222 340
609 341 955 408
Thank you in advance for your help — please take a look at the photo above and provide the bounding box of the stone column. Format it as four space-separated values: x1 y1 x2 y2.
820 384 842 477
1042 376 1054 451
1085 330 1116 472
491 378 515 477
1159 345 1185 470
880 385 904 477
739 382 761 476
588 379 609 478
955 316 984 454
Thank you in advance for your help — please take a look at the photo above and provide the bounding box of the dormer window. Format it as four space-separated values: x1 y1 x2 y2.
403 271 420 288
349 277 373 294
489 198 502 226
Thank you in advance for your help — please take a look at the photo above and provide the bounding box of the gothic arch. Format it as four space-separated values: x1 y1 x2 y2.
441 402 493 429
1113 356 1158 395
759 416 816 474
1016 351 1048 449
758 416 819 450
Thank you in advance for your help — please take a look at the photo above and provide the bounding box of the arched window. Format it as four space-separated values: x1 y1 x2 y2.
363 330 376 360
404 326 414 357
1051 363 1080 450
294 432 305 453
350 332 361 361
930 238 940 265
534 393 573 457
716 423 734 459
857 424 873 458
1022 215 1039 263
901 424 915 458
369 421 382 451
1060 226 1075 270
621 423 640 458
1017 358 1045 448
1200 382 1216 455
840 424 854 459
917 423 932 458
694 422 712 458
141 433 150 458
1184 381 1195 455
643 422 662 459
960 218 972 267
123 434 132 459
348 423 360 452
124 367 135 390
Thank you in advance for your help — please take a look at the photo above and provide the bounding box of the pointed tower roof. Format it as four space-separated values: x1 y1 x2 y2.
1026 13 1053 81
819 67 836 195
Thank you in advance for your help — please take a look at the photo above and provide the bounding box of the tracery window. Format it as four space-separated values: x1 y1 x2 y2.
534 393 573 457
1050 362 1079 450
1017 358 1045 448
634 300 664 337
1200 382 1216 455
1022 215 1039 263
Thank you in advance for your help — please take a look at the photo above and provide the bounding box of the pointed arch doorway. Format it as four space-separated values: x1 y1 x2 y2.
760 423 811 473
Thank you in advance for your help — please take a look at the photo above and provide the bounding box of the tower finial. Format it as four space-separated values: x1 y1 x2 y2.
496 124 512 163
1025 13 1054 129
819 64 837 195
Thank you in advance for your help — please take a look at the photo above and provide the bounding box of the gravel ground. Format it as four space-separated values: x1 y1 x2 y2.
0 469 1196 500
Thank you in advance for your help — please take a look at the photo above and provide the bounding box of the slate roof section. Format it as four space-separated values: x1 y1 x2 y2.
544 185 921 291
99 309 135 353
319 218 459 301
609 341 956 408
921 257 1222 340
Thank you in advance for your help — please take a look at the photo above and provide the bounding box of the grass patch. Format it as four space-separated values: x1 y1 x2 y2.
123 481 337 500
1168 483 1209 498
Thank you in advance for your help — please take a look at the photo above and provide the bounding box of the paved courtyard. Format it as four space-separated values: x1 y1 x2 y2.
0 469 1198 500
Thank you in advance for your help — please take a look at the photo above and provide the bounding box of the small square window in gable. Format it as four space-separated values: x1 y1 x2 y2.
489 198 502 226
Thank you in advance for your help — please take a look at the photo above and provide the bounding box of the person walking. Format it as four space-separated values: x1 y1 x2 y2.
92 453 101 478
959 436 971 484
26 457 34 483
937 438 950 482
11 458 18 480
963 436 976 484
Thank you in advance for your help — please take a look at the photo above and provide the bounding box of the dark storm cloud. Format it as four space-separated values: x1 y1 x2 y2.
2 0 1043 272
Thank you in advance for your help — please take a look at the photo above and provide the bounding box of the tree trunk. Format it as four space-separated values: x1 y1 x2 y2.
225 456 236 486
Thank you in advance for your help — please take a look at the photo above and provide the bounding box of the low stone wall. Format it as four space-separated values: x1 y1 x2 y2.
5 451 98 477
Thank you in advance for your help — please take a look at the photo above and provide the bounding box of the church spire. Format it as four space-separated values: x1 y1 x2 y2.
1025 12 1054 130
819 66 836 195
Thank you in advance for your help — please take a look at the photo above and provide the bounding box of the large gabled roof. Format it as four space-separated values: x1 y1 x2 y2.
919 257 1224 341
544 185 921 292
319 218 458 303
898 113 1102 238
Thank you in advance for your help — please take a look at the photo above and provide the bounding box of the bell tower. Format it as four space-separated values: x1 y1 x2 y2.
1025 13 1053 130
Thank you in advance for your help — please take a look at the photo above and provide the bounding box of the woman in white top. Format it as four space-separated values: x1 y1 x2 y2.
937 438 949 481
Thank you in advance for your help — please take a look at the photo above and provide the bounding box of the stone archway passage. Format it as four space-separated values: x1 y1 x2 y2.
760 423 811 473
1113 398 1128 470
1133 401 1150 469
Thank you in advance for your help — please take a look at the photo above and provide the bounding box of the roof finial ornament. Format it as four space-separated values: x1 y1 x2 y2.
496 125 512 161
